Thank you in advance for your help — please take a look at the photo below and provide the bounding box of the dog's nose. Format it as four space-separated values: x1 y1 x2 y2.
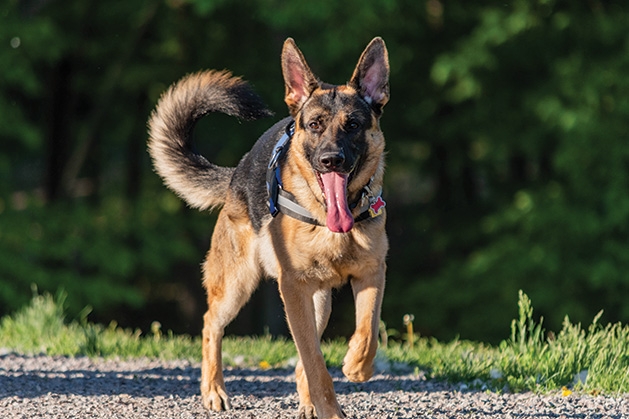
319 151 345 170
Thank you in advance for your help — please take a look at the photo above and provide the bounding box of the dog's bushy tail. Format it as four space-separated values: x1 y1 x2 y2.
148 70 273 210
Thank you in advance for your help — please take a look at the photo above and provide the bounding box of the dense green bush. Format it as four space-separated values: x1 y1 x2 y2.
1 0 629 342
0 191 206 318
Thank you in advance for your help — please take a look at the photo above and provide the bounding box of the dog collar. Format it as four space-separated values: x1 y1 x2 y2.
266 121 385 226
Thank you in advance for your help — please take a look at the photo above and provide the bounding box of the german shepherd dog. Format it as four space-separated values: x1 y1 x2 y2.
148 37 389 419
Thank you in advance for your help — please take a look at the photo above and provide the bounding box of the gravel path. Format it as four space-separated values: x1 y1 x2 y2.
1 353 627 418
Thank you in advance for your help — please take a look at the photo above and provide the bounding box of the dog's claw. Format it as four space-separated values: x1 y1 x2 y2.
298 405 316 419
297 404 347 419
202 387 231 412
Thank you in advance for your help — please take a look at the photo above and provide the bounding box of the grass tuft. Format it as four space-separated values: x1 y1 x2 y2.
0 291 200 360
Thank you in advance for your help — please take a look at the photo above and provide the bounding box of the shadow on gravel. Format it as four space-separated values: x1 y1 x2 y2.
1 365 200 399
224 368 440 398
1 356 445 400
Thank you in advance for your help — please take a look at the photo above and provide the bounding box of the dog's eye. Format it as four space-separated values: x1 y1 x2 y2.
346 120 361 131
309 121 321 131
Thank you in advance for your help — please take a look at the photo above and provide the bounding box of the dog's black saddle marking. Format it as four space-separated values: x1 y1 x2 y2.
266 121 385 227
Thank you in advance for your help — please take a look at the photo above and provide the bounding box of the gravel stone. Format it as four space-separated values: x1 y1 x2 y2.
1 353 628 418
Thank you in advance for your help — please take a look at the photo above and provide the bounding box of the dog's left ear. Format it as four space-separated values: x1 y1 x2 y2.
281 38 319 116
349 37 390 114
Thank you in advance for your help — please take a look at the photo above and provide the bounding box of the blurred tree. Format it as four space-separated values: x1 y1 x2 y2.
1 0 628 342
393 0 629 342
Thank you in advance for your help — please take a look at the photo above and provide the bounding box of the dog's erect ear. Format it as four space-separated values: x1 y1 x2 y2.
349 37 390 114
281 38 319 116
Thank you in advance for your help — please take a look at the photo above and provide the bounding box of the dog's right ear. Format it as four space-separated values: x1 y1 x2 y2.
281 38 319 116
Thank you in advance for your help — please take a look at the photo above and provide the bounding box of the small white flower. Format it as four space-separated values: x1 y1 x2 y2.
373 349 391 373
573 369 588 386
489 368 503 380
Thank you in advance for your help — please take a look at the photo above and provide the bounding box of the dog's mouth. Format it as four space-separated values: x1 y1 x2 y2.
316 171 354 233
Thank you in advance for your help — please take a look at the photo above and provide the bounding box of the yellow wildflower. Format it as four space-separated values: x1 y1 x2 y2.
259 360 271 370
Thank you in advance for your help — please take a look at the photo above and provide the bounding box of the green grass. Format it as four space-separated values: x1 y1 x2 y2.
1 290 629 395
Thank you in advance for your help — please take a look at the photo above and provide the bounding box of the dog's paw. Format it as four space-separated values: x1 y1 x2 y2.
342 353 374 383
201 385 231 412
298 404 316 419
298 404 346 419
342 363 373 383
342 335 377 383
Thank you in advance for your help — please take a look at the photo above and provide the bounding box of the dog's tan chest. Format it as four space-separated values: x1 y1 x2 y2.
284 223 386 287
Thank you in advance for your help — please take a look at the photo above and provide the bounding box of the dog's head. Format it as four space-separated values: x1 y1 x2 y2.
281 37 389 233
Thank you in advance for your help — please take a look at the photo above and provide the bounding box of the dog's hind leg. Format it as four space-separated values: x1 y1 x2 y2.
295 288 333 419
200 211 261 412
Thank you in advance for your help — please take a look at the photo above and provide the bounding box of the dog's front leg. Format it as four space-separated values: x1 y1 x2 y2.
342 263 386 383
295 288 333 418
279 278 344 419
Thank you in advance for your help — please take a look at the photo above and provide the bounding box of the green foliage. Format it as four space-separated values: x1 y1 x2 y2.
388 1 629 342
386 338 495 384
2 0 629 343
0 191 206 318
0 291 201 359
223 335 297 368
0 291 75 355
495 291 629 393
387 291 629 394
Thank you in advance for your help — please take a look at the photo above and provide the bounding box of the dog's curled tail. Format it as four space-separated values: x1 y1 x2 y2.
148 70 273 211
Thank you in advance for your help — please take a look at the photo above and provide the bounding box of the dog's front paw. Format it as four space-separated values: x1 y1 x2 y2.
342 362 373 383
342 333 378 383
298 405 346 419
201 384 231 412
298 404 316 419
342 351 374 383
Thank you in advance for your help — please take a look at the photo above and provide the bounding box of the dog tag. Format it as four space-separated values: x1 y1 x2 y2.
368 196 386 218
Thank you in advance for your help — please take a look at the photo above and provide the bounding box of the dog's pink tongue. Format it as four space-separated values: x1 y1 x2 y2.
320 172 354 233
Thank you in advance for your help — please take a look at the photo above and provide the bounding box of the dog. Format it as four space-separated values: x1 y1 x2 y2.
147 37 389 419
